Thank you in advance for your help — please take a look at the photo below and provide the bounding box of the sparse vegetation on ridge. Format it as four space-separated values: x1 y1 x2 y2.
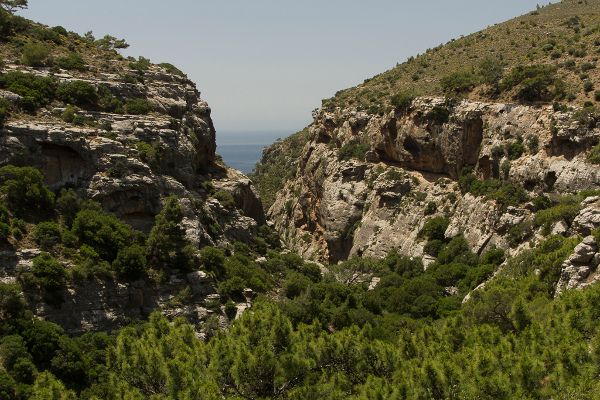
322 0 600 113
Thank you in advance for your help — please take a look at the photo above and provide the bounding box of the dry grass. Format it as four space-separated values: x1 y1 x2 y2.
325 0 600 112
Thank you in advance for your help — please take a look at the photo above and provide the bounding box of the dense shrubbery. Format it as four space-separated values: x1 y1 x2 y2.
213 190 235 209
28 252 67 291
459 168 528 209
440 71 479 95
250 128 309 209
20 40 50 67
70 208 134 262
56 80 98 108
0 166 54 218
147 196 196 271
10 233 588 399
390 90 416 113
0 71 57 112
500 64 562 102
54 52 87 71
588 143 600 164
124 98 153 115
159 62 185 76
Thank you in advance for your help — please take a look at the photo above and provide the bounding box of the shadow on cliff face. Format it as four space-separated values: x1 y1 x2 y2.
23 272 218 335
41 143 89 190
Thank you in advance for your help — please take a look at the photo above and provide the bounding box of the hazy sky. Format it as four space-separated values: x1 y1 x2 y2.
22 0 550 138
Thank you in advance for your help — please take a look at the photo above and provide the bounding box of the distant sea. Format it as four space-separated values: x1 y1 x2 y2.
217 131 289 174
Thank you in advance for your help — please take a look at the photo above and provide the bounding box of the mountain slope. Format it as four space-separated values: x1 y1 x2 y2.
326 0 600 112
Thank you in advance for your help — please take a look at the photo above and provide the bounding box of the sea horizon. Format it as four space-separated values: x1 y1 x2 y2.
216 130 294 174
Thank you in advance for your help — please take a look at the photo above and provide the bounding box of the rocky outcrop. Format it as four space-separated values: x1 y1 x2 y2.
0 63 264 243
0 63 264 333
268 98 600 264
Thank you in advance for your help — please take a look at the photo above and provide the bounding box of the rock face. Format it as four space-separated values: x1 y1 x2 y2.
556 198 600 295
268 98 600 264
0 63 264 332
0 65 264 238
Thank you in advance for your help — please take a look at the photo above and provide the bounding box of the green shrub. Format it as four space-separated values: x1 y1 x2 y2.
70 209 134 262
490 182 529 208
491 145 505 159
224 300 237 320
61 105 79 123
338 139 370 161
507 222 532 247
97 85 123 113
159 63 185 76
147 196 196 271
20 41 51 67
419 217 450 241
199 246 226 278
424 239 445 257
0 165 54 218
583 80 594 93
95 34 129 51
440 71 479 95
283 272 311 299
136 141 162 169
0 370 16 400
459 169 528 208
51 26 68 36
54 52 86 71
56 81 98 108
534 200 582 233
30 253 67 291
31 26 62 44
424 201 437 215
533 195 552 211
0 71 57 112
214 191 235 209
595 90 600 102
589 144 600 164
0 222 9 242
34 221 61 250
526 135 539 153
428 105 450 124
129 56 151 72
478 57 504 86
113 245 147 280
507 139 525 160
218 276 246 300
124 98 152 115
56 189 81 227
390 90 416 113
501 64 559 102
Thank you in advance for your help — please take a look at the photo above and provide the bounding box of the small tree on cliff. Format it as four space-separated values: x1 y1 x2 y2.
147 196 197 271
0 0 28 13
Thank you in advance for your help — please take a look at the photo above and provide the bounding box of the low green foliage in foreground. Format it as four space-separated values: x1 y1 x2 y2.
2 230 599 399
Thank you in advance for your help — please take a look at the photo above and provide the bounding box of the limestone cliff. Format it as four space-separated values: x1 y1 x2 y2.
0 26 263 333
267 98 600 280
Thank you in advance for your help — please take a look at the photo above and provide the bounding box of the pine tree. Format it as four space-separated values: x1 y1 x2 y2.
147 196 196 271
